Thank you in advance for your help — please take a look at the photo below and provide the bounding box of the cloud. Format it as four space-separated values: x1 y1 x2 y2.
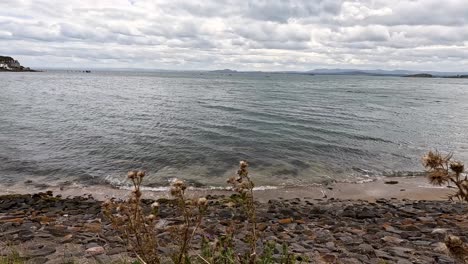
0 0 467 71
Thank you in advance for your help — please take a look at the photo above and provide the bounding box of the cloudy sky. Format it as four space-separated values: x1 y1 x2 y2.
1 0 468 71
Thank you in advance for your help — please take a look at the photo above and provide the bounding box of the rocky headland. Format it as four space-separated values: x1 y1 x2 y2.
0 191 466 263
0 56 36 72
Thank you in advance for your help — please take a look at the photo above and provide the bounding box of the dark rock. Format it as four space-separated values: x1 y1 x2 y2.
26 257 48 264
24 246 56 258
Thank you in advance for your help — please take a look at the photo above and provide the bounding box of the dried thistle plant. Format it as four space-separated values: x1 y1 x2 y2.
227 161 258 263
445 235 468 263
169 179 208 263
102 170 160 264
422 150 468 202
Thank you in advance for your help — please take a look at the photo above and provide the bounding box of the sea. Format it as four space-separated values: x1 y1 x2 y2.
1 71 468 190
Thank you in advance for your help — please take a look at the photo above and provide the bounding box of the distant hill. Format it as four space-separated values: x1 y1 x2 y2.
307 68 467 77
208 68 467 78
403 73 433 78
0 56 36 72
210 69 238 73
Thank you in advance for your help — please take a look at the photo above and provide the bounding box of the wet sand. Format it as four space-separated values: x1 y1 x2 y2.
0 176 454 202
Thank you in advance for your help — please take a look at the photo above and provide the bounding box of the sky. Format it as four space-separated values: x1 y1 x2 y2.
1 0 468 71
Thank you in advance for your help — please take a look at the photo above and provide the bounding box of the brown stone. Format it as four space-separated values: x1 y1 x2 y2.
83 222 101 233
0 217 23 224
278 218 293 224
257 223 268 231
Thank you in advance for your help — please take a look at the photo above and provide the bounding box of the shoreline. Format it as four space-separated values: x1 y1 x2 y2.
0 176 454 202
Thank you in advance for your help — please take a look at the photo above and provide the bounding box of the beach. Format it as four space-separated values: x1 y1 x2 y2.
0 176 455 202
1 180 466 263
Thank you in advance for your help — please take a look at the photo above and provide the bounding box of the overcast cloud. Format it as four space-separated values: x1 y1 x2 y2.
1 0 468 71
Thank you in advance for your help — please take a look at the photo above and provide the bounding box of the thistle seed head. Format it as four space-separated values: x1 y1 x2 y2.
197 197 208 206
450 161 464 174
240 160 248 169
427 168 450 185
146 214 156 221
170 186 181 196
127 170 137 179
136 170 146 178
422 151 444 169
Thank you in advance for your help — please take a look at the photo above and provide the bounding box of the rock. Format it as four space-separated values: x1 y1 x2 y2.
107 247 126 255
385 181 399 184
85 246 105 256
44 225 70 237
278 218 293 224
257 223 268 231
61 234 74 243
375 250 398 261
357 243 374 254
356 208 376 219
387 247 414 258
24 246 56 258
382 236 404 244
85 242 101 249
431 228 448 235
397 259 412 264
26 257 48 264
321 254 337 263
83 222 101 233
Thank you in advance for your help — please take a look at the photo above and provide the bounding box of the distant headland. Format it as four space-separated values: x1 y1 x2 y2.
0 56 37 72
209 68 467 78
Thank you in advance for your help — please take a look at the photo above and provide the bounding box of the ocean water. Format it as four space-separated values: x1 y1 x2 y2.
1 71 468 188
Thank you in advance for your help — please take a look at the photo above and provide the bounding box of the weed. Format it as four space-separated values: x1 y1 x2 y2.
422 150 468 202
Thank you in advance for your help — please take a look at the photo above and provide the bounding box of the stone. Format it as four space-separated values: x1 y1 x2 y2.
85 246 105 256
24 246 56 258
83 222 101 233
357 243 374 254
61 234 74 243
26 257 48 264
387 247 414 258
107 247 127 255
257 223 268 231
44 225 70 237
278 218 293 224
382 236 404 244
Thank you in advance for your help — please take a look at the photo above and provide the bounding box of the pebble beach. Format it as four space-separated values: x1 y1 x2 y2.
1 177 467 264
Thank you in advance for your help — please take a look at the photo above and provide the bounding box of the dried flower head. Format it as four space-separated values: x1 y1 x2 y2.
132 188 142 198
450 161 464 174
170 186 181 196
171 179 187 190
227 176 237 184
197 197 207 206
445 235 464 248
146 214 156 221
240 160 248 169
127 170 137 179
137 170 146 178
428 168 451 185
422 151 445 169
102 199 112 207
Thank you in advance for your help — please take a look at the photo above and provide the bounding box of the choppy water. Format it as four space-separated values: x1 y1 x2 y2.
1 71 468 188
